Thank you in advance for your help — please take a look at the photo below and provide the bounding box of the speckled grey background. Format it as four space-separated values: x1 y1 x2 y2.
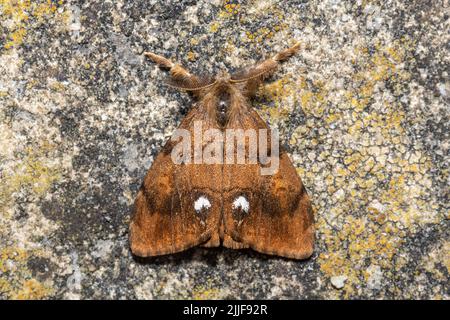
0 0 448 299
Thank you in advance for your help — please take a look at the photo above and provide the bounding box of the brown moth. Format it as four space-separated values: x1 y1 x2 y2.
130 42 314 259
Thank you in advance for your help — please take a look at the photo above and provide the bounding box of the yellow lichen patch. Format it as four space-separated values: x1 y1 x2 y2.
207 1 240 34
192 286 222 300
345 37 413 111
242 2 287 43
378 171 436 228
192 280 222 300
0 247 27 297
0 142 62 212
257 75 307 122
299 81 329 118
291 35 445 296
49 81 66 91
296 167 306 177
257 73 329 125
218 0 241 19
245 25 282 43
207 1 286 48
0 0 31 21
4 28 27 50
186 51 197 62
32 0 57 21
12 279 52 300
0 247 28 273
318 215 403 297
0 247 53 299
0 0 62 50
190 37 199 46
209 21 220 33
259 76 294 104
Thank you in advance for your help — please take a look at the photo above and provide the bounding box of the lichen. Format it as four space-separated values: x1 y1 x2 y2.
192 285 222 300
0 0 62 50
249 32 445 297
207 0 287 49
0 142 61 212
345 37 414 111
0 247 53 299
12 279 52 300
301 38 442 297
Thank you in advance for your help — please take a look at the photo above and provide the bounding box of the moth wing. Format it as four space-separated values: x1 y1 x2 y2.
223 108 314 259
130 105 222 257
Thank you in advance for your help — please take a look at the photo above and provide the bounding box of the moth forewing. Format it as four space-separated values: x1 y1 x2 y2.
222 107 314 259
130 105 223 257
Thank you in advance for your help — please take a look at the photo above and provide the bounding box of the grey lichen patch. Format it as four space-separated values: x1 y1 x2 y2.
0 0 448 299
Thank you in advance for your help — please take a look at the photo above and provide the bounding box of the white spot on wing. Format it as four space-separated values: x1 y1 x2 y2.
194 196 211 213
232 196 249 213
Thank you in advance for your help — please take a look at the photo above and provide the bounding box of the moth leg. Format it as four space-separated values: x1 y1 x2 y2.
230 42 301 96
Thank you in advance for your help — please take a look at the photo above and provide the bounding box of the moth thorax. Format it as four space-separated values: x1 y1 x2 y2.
216 90 231 127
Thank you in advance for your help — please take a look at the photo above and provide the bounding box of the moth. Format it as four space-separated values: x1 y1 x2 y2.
130 42 314 259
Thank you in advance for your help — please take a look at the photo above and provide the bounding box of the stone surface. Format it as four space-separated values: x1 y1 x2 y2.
0 0 448 299
330 275 347 290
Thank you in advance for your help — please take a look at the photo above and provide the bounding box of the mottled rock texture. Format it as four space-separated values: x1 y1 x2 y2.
0 0 448 299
